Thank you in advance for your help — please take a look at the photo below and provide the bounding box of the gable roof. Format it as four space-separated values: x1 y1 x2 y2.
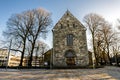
53 10 85 30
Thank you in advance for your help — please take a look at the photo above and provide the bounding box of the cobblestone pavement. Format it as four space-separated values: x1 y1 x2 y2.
0 66 120 80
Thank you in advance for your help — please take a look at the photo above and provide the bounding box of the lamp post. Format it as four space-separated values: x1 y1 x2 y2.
50 49 53 69
92 51 95 69
35 46 39 67
41 46 44 66
6 39 12 69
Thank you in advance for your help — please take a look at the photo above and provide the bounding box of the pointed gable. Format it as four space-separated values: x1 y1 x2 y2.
52 10 89 67
53 10 85 30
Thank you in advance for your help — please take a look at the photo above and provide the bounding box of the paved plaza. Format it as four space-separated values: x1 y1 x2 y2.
0 66 120 80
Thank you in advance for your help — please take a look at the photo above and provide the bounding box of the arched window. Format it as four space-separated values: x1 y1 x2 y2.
67 34 73 46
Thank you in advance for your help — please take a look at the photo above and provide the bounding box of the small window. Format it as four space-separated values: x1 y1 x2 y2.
60 23 63 29
67 34 73 46
73 23 77 28
67 21 69 27
67 23 69 27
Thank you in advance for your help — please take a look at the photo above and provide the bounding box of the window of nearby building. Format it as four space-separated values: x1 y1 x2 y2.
67 34 73 46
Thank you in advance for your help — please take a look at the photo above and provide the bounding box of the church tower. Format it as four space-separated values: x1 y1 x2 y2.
52 10 89 68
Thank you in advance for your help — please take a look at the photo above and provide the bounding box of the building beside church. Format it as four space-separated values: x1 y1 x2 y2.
0 49 8 66
52 10 89 68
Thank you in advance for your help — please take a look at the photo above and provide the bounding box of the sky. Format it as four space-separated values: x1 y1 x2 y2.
0 0 120 49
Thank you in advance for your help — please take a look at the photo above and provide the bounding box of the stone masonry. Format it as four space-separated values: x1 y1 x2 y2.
52 10 89 68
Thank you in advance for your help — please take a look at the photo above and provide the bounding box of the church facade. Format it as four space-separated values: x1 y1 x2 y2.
52 11 89 68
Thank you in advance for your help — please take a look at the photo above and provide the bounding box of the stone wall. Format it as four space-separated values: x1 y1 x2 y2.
52 11 89 68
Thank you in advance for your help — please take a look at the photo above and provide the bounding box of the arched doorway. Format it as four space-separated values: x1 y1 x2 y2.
64 50 76 65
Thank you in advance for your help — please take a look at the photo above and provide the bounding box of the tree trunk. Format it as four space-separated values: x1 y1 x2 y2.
102 50 107 65
116 54 119 66
19 38 27 67
107 44 112 65
92 34 98 66
19 51 24 67
28 42 35 67
19 41 26 67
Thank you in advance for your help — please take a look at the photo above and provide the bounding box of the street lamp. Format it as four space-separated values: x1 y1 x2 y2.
42 46 44 66
6 39 12 69
92 52 96 69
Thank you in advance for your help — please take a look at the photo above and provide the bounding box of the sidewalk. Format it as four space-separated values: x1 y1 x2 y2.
0 66 119 80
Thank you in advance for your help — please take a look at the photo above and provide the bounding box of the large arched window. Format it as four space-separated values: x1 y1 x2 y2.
67 34 73 46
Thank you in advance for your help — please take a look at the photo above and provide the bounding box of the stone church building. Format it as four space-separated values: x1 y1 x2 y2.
52 10 89 68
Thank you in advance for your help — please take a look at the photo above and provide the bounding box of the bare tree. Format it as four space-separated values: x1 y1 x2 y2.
4 8 51 67
27 8 52 66
94 30 105 65
3 10 35 67
84 13 105 65
95 22 114 65
99 23 114 65
34 40 50 67
112 19 120 66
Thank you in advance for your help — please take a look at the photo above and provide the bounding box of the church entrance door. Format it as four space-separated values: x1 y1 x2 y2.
65 50 76 65
66 57 75 65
